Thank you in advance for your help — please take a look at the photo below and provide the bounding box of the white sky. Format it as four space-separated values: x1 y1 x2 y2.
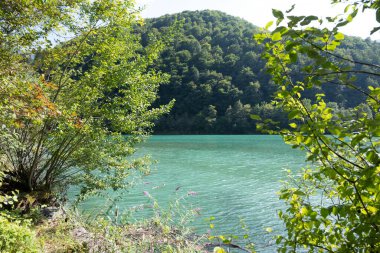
136 0 379 41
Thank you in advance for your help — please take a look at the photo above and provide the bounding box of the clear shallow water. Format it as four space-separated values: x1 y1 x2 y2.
77 135 305 252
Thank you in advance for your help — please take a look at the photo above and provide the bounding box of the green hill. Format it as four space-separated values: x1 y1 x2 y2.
140 10 380 134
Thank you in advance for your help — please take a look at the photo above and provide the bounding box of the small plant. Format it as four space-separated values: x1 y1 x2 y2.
65 188 206 252
0 213 41 253
206 216 256 253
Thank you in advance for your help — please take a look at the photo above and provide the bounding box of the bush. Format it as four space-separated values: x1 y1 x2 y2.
0 214 40 253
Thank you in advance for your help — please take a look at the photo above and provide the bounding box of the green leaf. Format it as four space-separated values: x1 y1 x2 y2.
300 16 318 26
367 205 378 214
286 4 295 13
344 5 350 13
222 238 231 244
289 51 298 63
337 20 349 27
351 134 365 147
287 15 305 27
296 134 303 144
351 8 358 19
285 41 299 51
289 123 297 128
272 9 284 20
300 206 309 215
306 48 319 58
272 26 288 34
377 9 380 23
250 114 262 120
371 26 380 35
327 44 337 51
294 190 305 196
334 32 344 40
366 150 379 164
265 21 274 30
332 206 338 215
271 32 282 41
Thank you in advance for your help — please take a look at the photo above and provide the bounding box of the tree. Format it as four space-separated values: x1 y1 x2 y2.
224 100 252 133
255 0 380 251
144 10 380 134
0 0 172 201
194 104 218 133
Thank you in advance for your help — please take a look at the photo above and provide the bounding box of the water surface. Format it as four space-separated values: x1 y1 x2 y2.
79 135 305 252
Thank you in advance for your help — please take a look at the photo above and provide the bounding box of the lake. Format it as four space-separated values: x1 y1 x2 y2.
78 135 306 252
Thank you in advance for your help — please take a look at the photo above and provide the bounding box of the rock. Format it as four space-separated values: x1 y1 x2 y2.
41 206 61 219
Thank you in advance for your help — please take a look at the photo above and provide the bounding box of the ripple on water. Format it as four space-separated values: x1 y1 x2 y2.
72 135 305 252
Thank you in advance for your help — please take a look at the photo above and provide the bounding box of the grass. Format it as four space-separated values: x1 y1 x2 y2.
31 205 206 252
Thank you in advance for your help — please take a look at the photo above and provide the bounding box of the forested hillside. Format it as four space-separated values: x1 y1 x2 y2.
140 10 380 134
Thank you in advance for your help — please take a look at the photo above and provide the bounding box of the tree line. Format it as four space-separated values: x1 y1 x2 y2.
137 10 380 134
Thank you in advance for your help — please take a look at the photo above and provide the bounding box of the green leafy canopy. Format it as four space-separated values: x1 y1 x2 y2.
255 0 380 251
0 0 173 201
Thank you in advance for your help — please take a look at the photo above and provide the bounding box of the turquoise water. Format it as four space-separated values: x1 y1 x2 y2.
78 135 305 252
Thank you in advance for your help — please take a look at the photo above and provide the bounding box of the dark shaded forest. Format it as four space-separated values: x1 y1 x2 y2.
139 10 380 134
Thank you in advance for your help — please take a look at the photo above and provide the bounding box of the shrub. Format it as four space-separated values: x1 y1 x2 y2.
0 214 40 253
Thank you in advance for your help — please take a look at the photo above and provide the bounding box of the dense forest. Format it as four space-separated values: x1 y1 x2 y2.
138 10 380 134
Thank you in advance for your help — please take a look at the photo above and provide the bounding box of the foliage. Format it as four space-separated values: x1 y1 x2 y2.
206 216 256 253
66 191 205 252
142 10 265 134
35 212 90 253
0 0 171 199
255 1 380 252
4 188 205 252
0 165 18 208
83 216 203 252
0 168 40 252
0 213 40 253
139 10 380 134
